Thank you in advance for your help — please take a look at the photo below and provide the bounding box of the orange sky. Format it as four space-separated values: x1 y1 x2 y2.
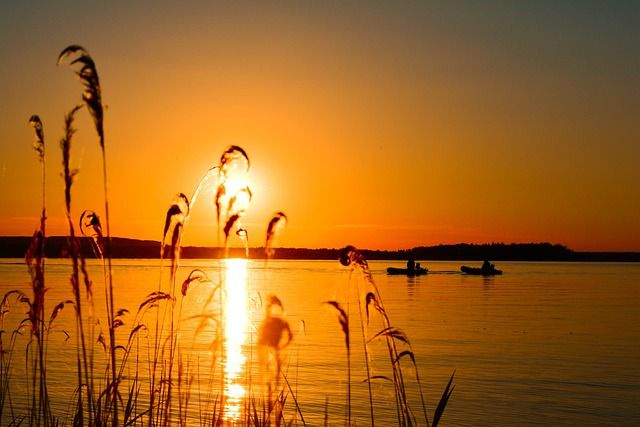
1 2 639 251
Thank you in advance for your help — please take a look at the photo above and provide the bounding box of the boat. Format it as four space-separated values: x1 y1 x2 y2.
387 267 428 276
460 265 502 276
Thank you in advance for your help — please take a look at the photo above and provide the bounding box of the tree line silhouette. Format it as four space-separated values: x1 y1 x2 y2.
1 237 638 261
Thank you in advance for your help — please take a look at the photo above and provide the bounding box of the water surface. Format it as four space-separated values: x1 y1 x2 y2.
1 259 638 425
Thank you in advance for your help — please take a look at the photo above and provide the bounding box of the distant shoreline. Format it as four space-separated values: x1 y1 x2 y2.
1 236 639 262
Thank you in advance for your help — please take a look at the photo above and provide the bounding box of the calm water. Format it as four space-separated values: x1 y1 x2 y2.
1 259 639 426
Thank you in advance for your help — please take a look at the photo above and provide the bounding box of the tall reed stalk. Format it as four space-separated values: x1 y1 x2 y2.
324 301 350 426
355 277 375 426
60 104 93 425
58 45 118 426
26 114 51 425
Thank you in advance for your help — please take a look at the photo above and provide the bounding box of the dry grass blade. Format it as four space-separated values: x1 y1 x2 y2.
181 269 211 296
324 301 349 350
29 115 45 162
137 291 174 313
0 291 29 324
433 371 455 427
324 300 351 425
57 45 104 145
364 292 385 323
368 326 410 345
127 324 146 343
394 350 416 365
49 300 73 324
97 333 106 352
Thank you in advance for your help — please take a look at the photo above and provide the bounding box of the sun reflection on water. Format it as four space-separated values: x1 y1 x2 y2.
223 258 249 422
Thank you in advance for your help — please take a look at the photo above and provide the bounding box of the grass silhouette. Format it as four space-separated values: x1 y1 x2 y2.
0 44 454 426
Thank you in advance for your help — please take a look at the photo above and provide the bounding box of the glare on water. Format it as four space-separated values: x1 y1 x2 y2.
222 258 249 422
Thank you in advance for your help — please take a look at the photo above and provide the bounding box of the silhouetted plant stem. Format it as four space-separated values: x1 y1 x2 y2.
60 105 92 425
57 45 117 425
100 142 119 426
356 281 375 426
324 301 350 426
28 115 50 425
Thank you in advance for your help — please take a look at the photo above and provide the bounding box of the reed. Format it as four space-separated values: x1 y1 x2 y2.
324 301 350 426
26 114 51 425
265 212 287 259
1 118 44 424
0 43 457 427
340 245 455 426
60 104 97 425
58 45 119 426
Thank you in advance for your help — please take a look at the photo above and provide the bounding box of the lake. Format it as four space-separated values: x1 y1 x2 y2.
1 258 639 425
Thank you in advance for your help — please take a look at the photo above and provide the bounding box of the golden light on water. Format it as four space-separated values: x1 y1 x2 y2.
223 258 249 421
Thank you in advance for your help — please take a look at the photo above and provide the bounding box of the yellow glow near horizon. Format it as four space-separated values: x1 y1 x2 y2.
1 3 639 251
223 258 249 421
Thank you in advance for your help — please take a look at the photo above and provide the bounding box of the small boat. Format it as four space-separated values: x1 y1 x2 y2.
460 265 502 276
387 267 428 276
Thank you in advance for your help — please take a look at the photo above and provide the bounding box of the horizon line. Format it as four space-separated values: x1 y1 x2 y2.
2 235 639 254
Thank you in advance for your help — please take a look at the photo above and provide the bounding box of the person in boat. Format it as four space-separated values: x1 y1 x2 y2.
415 262 421 271
407 258 415 272
481 260 494 272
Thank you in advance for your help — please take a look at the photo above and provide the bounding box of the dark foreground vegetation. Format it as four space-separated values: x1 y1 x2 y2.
1 237 639 262
1 44 455 426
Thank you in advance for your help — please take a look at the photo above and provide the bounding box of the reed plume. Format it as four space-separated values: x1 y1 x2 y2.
57 46 103 146
258 295 293 350
213 145 251 249
265 212 287 258
324 301 350 426
26 114 52 425
219 145 250 177
222 214 239 243
29 115 45 161
161 193 190 263
60 104 95 424
58 45 119 425
79 210 104 258
258 295 293 424
181 269 211 297
29 115 46 216
236 228 249 256
158 193 190 425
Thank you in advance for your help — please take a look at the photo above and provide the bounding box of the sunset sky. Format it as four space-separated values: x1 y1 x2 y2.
1 1 638 251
